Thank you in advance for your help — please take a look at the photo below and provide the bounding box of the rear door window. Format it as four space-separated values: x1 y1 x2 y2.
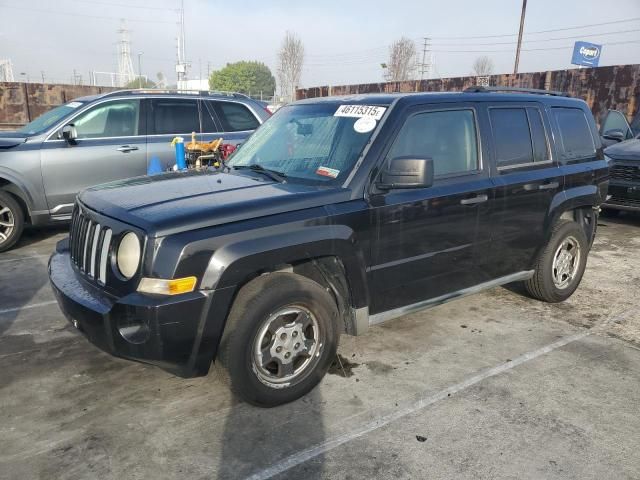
527 107 550 163
150 98 200 135
489 108 534 167
200 101 219 133
552 107 596 160
211 101 260 132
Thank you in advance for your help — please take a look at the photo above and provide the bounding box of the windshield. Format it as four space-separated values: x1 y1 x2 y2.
17 101 85 135
227 102 387 185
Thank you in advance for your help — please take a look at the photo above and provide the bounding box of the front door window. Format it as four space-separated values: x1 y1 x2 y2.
73 100 140 138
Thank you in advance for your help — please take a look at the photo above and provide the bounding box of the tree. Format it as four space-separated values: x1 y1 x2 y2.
277 31 304 103
208 61 276 96
124 77 156 88
385 37 417 82
472 56 494 76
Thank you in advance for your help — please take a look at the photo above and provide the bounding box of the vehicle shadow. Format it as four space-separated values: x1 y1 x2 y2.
0 225 60 338
215 388 326 479
599 210 640 227
12 224 69 251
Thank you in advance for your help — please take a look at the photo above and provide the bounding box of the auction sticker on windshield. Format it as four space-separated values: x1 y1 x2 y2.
66 101 83 108
354 116 377 133
334 105 386 120
316 166 340 178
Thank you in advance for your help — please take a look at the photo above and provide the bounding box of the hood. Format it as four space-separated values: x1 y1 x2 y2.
79 170 351 236
0 132 27 149
604 139 640 161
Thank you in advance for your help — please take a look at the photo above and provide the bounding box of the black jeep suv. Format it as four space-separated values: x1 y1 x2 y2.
49 88 609 407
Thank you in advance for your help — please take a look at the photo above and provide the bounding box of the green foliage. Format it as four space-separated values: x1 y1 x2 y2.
125 77 156 89
209 61 276 95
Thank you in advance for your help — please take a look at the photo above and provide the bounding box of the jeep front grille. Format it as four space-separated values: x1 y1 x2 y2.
610 164 640 182
70 207 112 285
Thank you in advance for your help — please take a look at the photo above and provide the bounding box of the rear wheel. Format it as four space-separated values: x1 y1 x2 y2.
216 272 339 407
524 220 588 303
0 190 24 253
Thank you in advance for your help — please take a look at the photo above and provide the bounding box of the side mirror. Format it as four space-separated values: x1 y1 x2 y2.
602 129 626 143
378 157 434 190
61 124 78 144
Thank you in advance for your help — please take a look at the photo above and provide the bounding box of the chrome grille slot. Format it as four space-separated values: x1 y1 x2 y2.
99 229 112 285
89 223 101 278
68 206 114 286
82 220 93 272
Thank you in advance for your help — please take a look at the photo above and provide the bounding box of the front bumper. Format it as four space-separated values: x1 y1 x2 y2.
49 240 236 377
602 184 640 212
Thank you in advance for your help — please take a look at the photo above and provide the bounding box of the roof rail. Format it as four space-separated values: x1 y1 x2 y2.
98 89 252 99
463 86 569 97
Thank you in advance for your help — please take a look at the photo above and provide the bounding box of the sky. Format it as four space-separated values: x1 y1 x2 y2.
1 0 640 90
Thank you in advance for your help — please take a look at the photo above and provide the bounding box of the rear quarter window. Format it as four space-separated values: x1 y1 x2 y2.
552 107 596 160
211 102 260 132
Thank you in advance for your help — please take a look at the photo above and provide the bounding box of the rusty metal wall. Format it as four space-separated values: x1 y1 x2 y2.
297 64 640 125
0 83 118 130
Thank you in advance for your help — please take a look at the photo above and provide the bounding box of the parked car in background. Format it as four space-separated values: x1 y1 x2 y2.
597 109 640 214
600 109 638 147
49 88 608 407
0 89 270 252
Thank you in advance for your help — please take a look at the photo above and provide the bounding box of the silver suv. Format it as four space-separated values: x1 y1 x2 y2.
0 90 270 251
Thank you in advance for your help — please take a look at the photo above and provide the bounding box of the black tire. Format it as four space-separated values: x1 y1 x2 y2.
524 220 589 303
0 190 24 253
216 272 339 407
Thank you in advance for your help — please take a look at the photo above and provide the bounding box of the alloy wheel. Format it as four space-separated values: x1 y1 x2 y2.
252 305 322 388
552 235 581 289
0 204 15 246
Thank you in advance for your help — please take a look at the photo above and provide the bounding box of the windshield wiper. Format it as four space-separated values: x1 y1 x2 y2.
233 164 287 183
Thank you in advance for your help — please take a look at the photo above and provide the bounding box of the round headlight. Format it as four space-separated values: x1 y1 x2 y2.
117 232 141 279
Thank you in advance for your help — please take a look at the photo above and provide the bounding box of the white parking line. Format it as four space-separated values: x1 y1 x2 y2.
0 254 49 265
246 330 591 480
0 300 58 316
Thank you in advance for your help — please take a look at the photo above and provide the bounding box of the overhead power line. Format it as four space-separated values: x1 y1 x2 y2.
0 3 175 24
431 28 640 47
65 0 174 11
429 16 640 39
303 40 640 67
303 17 640 63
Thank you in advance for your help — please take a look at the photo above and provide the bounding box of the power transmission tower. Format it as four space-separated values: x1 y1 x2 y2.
175 0 189 87
0 59 14 82
418 37 432 82
117 20 136 87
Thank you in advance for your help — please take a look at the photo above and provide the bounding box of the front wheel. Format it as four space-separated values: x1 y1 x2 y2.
216 272 339 407
524 220 589 303
0 190 24 253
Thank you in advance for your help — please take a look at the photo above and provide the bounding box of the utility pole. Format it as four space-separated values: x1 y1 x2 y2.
138 52 143 88
418 37 431 83
513 0 527 74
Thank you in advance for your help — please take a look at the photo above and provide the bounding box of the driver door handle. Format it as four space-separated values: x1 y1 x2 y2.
117 145 139 153
460 194 488 205
538 181 559 191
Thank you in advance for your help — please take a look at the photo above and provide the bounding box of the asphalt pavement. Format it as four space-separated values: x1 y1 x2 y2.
0 216 639 480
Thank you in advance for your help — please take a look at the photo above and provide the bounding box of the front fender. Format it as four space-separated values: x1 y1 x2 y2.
201 224 370 309
0 167 37 213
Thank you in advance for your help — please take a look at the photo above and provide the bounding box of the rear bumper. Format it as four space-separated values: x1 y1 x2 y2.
48 240 236 377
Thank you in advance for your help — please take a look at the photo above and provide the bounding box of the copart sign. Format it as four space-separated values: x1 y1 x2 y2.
571 41 602 67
